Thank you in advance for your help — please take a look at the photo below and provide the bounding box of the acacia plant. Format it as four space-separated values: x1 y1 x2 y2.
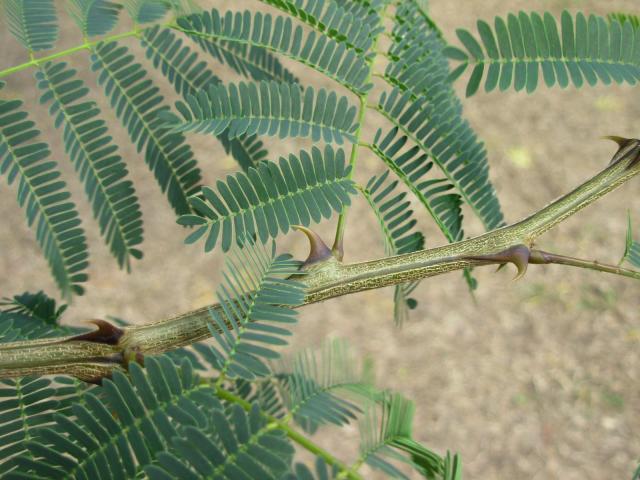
0 0 639 478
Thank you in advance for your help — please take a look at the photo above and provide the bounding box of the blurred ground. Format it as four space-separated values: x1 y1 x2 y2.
1 1 639 478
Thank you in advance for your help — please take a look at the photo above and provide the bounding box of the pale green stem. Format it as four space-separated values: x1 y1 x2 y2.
215 387 361 479
333 95 368 254
333 4 390 253
0 30 145 79
529 250 640 280
0 147 638 380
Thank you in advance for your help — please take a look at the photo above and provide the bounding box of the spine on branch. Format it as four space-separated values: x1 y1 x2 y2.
1 139 639 381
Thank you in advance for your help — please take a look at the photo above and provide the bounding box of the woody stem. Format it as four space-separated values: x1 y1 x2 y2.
0 145 639 380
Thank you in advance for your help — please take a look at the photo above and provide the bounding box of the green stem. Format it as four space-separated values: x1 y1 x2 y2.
1 146 639 380
215 387 362 479
340 437 400 480
333 4 389 253
282 424 362 480
333 95 367 254
0 30 144 79
530 250 640 280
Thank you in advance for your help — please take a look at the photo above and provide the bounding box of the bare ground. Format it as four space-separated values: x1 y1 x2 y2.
1 0 639 478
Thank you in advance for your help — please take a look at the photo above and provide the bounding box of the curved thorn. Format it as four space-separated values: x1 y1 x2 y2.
464 244 531 281
509 245 531 280
602 135 631 148
293 225 333 267
603 136 640 170
65 319 124 346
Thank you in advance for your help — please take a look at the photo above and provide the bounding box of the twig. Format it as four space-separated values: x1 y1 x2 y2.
0 144 639 380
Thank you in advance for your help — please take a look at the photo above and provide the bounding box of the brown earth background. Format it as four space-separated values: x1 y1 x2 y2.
1 0 639 478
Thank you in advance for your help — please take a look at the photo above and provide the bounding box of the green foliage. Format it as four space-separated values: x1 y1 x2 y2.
371 129 464 243
382 2 504 231
363 172 425 257
0 327 451 479
0 292 85 474
10 356 216 478
193 36 299 85
0 291 67 329
621 213 640 268
179 145 356 252
0 283 452 478
0 291 79 349
145 402 295 479
186 25 299 85
0 376 80 476
394 438 451 480
4 0 58 52
141 26 269 171
124 0 171 24
3 1 639 477
258 0 382 53
174 9 372 94
36 61 144 270
0 97 88 298
142 26 222 98
0 0 507 298
369 125 478 300
629 242 640 268
608 13 640 29
205 240 304 381
450 11 640 96
68 0 122 37
0 290 84 343
275 339 374 431
283 458 339 480
221 134 269 172
163 81 358 144
442 453 463 480
356 393 445 479
91 41 202 216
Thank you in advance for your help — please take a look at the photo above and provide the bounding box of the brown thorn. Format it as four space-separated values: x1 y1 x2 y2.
65 319 124 346
464 244 531 281
603 135 633 149
603 136 640 170
293 225 333 267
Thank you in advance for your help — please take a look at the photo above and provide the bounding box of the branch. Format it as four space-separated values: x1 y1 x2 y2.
1 139 639 380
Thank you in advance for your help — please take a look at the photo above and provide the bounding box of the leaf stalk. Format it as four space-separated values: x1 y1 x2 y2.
215 387 361 479
333 2 391 253
0 29 144 79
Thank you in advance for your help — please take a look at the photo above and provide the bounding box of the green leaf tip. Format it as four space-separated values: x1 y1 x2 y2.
453 11 640 96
